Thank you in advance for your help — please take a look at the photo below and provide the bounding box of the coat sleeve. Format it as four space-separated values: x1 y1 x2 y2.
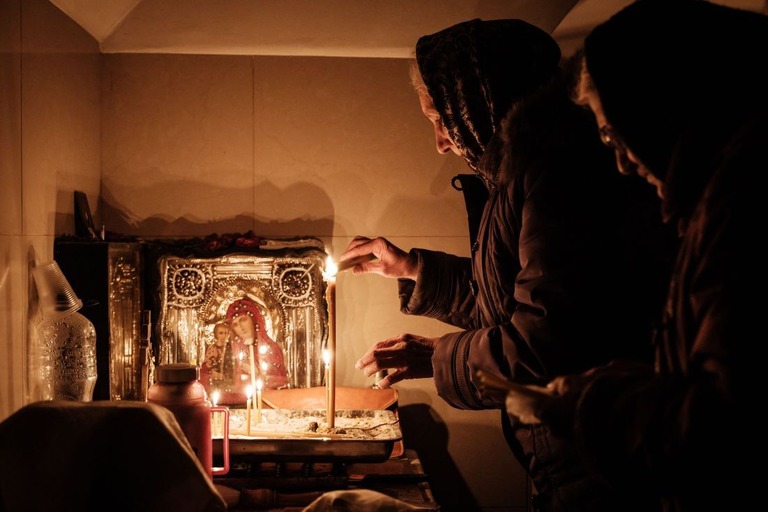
431 141 669 410
396 248 477 329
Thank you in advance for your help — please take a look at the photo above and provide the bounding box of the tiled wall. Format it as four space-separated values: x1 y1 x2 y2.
0 0 528 509
0 0 100 418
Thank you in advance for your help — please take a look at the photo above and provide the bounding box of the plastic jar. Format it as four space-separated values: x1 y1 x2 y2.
148 363 229 478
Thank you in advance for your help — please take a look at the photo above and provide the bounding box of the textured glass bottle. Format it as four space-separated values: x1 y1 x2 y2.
32 311 97 401
30 261 97 402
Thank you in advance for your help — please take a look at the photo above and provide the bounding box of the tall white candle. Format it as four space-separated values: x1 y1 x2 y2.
323 256 337 428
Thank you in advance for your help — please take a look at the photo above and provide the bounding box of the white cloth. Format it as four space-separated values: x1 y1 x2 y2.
302 489 423 512
0 400 226 512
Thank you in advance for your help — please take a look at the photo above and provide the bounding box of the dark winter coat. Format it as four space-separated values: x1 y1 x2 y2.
398 78 675 511
571 2 768 510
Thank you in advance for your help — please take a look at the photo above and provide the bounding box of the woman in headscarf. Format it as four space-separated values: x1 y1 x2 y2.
342 18 675 511
504 2 767 510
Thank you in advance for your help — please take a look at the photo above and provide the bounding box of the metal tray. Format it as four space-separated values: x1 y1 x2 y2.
213 408 402 463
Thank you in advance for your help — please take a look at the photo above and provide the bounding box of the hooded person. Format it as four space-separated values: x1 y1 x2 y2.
340 18 676 511
504 2 767 511
226 296 289 390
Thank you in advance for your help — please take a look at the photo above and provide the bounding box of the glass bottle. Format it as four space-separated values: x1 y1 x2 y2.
29 261 97 402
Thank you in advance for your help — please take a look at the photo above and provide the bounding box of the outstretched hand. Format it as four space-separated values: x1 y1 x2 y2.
355 333 438 388
501 372 591 429
339 236 418 280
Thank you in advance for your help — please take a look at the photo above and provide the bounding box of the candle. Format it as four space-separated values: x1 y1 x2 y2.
322 348 331 425
212 390 221 438
322 256 338 428
256 377 263 424
248 343 258 403
246 384 252 436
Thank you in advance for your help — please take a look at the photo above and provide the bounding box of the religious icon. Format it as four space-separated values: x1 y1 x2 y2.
226 296 289 391
155 243 328 405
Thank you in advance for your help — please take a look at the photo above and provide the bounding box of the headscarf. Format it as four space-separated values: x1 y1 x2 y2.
584 0 768 221
416 18 561 171
226 297 265 337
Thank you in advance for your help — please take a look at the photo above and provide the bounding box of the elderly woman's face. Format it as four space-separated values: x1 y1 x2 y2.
418 89 463 158
575 60 665 199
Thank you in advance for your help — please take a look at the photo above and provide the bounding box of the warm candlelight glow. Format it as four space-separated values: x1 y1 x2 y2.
246 384 253 436
256 377 263 424
323 256 337 428
212 390 220 407
322 349 331 367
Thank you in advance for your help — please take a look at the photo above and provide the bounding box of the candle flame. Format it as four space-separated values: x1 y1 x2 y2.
246 384 253 399
256 377 263 391
322 348 331 366
323 255 338 281
212 390 220 407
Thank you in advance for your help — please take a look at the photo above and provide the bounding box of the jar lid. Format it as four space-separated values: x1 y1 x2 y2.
156 363 199 383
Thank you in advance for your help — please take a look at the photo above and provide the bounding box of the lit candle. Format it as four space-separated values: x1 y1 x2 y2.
248 343 258 404
322 348 331 425
322 256 337 428
246 384 252 436
212 390 221 438
255 377 263 424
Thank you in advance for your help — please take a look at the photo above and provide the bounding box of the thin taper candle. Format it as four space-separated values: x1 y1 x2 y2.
248 343 258 403
322 349 331 425
246 384 253 436
256 377 263 424
323 256 337 428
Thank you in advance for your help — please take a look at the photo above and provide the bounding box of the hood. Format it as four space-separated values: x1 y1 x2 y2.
584 0 768 221
416 18 560 172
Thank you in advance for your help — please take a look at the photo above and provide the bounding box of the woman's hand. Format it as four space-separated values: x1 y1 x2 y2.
339 236 418 280
355 333 439 388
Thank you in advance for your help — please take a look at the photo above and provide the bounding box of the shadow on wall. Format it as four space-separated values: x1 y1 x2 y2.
399 403 481 512
95 180 335 240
